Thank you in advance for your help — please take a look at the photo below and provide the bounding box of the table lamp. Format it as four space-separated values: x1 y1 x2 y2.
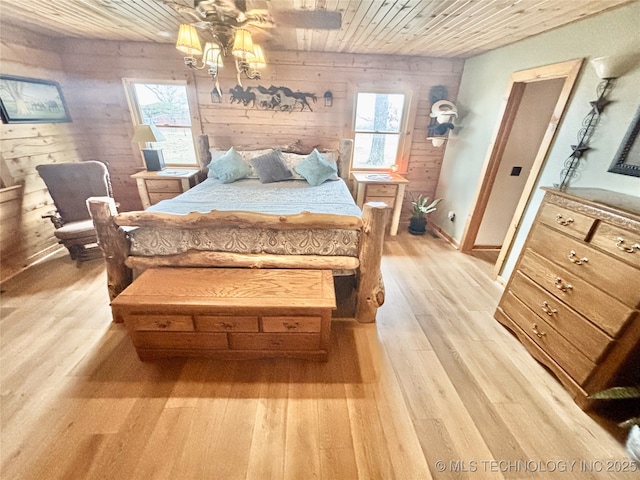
131 124 166 171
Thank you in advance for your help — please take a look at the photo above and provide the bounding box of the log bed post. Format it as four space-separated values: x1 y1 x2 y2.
355 202 389 323
87 197 132 322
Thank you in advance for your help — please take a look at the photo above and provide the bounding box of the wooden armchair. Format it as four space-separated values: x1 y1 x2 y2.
36 161 113 263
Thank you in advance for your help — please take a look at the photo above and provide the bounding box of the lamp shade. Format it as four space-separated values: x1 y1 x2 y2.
248 45 266 68
176 24 202 56
203 42 223 67
590 56 627 79
131 124 166 143
232 29 255 58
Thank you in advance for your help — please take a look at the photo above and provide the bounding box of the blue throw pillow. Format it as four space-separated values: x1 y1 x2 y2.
294 149 338 186
209 147 252 183
251 150 293 183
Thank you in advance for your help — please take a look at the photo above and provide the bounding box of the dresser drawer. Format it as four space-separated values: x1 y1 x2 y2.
528 224 640 308
262 316 322 333
148 192 180 204
502 292 595 385
229 333 321 351
126 314 194 332
509 272 611 363
590 222 640 269
131 331 228 350
538 202 595 240
195 315 259 332
145 179 183 193
519 250 635 337
366 184 397 197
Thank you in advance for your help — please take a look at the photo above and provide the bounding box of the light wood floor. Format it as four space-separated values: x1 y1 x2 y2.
1 233 633 480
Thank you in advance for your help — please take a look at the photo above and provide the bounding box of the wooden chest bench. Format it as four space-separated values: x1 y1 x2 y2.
111 268 336 361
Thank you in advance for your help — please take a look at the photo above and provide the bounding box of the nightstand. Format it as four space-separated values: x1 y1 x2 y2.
132 168 201 209
352 172 409 236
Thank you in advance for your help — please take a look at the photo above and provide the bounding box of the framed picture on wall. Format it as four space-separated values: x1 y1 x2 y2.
608 105 640 177
0 75 71 124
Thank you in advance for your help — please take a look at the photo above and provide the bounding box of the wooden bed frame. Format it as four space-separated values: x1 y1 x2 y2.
88 137 389 323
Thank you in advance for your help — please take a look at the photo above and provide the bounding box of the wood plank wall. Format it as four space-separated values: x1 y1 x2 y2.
0 24 84 282
0 28 463 282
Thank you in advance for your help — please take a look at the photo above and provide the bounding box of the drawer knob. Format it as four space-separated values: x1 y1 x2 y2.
541 301 557 316
555 277 573 292
531 323 546 338
555 214 574 226
155 321 170 329
568 250 588 265
218 322 236 330
283 321 299 330
616 237 640 254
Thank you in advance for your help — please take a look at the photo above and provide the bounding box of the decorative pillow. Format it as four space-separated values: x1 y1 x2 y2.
251 150 293 183
294 149 339 186
208 147 252 183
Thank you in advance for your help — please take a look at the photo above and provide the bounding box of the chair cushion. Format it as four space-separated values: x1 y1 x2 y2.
53 219 96 240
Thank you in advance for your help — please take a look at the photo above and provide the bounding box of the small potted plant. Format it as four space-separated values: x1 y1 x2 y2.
408 194 442 235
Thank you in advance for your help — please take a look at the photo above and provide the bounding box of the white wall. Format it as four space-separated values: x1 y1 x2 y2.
433 2 640 280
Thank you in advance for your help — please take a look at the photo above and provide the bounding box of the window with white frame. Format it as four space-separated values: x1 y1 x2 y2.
123 80 197 166
352 92 407 170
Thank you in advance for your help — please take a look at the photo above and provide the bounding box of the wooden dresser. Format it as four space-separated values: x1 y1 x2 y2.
111 268 336 361
494 188 640 408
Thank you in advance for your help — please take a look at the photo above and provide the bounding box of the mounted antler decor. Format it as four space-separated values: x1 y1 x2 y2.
164 0 341 99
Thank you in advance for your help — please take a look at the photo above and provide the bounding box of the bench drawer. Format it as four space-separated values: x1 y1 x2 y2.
262 316 322 333
127 314 194 332
132 332 228 350
195 315 259 332
230 333 321 351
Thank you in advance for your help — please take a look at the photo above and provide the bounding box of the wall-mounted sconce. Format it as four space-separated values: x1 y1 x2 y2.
427 99 457 147
211 87 222 103
559 55 626 188
324 91 333 107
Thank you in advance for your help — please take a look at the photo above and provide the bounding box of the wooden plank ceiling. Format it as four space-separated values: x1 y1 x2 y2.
0 0 634 58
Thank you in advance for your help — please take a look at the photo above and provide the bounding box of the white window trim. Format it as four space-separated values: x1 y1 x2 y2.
122 78 202 168
350 90 415 173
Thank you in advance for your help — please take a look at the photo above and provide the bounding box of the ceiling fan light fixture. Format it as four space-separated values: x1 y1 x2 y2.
176 24 203 56
249 45 266 69
203 42 223 68
232 29 255 59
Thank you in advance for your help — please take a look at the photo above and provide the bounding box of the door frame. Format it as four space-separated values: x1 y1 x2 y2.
458 59 583 277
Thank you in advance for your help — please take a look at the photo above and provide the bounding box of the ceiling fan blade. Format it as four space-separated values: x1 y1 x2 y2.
271 11 341 30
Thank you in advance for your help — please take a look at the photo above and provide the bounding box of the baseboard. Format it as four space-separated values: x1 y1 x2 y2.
472 245 501 251
0 244 64 285
429 222 460 249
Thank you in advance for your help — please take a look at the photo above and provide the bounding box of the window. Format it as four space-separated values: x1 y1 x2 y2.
124 80 197 166
352 92 407 170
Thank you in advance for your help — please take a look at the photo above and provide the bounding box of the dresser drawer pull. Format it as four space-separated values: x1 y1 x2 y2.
531 323 546 338
155 320 171 329
541 301 557 316
218 322 236 330
283 321 299 330
555 214 574 226
567 250 588 265
616 237 640 254
554 277 573 292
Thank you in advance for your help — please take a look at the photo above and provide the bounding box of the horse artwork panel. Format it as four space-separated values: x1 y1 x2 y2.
227 85 317 112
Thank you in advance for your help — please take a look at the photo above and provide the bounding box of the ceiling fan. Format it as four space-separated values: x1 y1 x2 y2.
164 0 341 50
164 0 341 93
